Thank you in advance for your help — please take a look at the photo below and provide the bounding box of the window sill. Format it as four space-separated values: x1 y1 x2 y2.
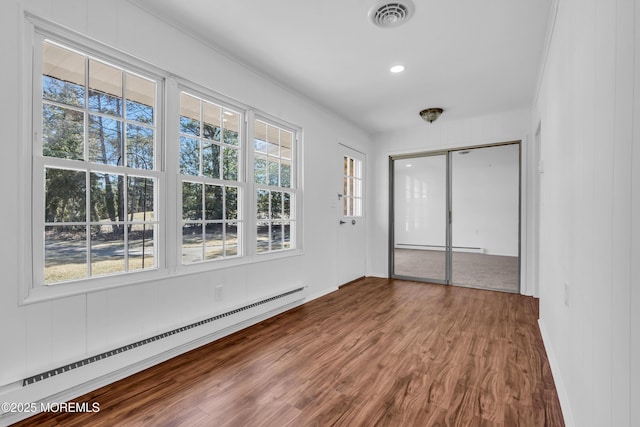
21 249 304 305
21 268 171 305
176 248 304 274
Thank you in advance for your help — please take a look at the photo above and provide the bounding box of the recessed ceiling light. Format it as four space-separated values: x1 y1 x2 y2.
390 65 405 73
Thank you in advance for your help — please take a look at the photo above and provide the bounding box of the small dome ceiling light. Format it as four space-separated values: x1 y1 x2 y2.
369 1 415 28
419 108 444 123
390 64 405 73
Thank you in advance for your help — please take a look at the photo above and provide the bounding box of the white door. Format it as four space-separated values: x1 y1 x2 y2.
336 144 366 285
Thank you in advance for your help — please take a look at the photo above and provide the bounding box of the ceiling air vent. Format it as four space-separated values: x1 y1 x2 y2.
369 0 415 28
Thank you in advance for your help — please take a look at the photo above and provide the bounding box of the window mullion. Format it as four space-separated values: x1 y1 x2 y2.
218 108 224 181
84 56 89 162
201 183 206 261
123 171 129 271
121 69 127 167
165 77 180 272
245 111 256 258
85 168 92 278
222 185 227 256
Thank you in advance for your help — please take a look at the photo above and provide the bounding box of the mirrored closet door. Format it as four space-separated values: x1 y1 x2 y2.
390 143 520 293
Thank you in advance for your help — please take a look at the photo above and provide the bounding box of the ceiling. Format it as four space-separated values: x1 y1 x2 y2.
132 0 552 135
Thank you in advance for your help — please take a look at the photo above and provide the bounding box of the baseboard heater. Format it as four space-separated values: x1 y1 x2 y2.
395 244 484 254
22 287 305 386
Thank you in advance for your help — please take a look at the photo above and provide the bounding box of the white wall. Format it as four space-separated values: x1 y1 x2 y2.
369 109 532 286
534 0 636 425
0 0 371 419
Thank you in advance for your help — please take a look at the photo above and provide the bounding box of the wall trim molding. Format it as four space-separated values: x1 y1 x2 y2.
304 286 338 302
538 318 575 427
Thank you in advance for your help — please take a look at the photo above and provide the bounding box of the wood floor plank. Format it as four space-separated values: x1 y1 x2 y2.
11 278 564 426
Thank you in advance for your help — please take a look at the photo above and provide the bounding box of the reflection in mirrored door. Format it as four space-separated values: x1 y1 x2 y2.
392 154 448 283
451 144 520 292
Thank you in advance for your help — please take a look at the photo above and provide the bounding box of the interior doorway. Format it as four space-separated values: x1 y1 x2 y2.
390 142 521 293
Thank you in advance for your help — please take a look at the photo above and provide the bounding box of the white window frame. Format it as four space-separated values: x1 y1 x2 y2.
21 16 169 303
19 14 304 304
249 113 302 256
342 154 364 218
175 85 247 267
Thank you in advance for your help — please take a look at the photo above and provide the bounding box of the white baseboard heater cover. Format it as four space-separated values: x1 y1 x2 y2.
22 287 305 386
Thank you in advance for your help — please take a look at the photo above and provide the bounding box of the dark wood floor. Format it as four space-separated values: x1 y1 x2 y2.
13 278 564 426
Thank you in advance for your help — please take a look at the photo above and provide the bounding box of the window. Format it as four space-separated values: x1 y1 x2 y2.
343 155 363 217
36 39 160 285
26 22 302 297
179 92 242 263
254 119 297 253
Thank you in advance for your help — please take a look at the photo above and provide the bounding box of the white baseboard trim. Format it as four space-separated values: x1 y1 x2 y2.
538 318 575 427
304 286 339 302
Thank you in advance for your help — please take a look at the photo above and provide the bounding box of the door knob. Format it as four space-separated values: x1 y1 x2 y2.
339 220 346 225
